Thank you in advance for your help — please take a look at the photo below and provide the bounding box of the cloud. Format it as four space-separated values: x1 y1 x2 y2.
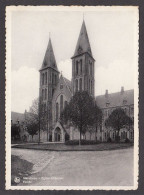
11 60 134 113
95 60 134 95
11 66 39 113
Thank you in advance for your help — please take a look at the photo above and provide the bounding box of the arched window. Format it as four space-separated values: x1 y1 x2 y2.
42 73 44 85
65 101 67 108
76 61 78 75
91 80 92 94
60 95 63 114
45 89 47 100
52 73 54 84
42 89 44 100
75 79 78 92
80 59 82 74
79 78 82 91
55 75 57 85
45 72 47 84
56 103 59 121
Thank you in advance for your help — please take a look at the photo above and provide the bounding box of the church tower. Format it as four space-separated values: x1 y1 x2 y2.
71 20 95 96
39 38 59 129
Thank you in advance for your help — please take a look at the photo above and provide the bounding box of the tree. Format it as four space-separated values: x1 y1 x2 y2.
60 91 102 144
11 123 20 141
25 98 48 143
105 108 133 142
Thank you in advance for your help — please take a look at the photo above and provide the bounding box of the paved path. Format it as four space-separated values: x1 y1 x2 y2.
12 148 134 186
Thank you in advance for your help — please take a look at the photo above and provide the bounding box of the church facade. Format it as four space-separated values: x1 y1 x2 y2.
39 21 134 143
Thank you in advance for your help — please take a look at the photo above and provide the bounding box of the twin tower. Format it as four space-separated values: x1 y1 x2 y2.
39 20 95 107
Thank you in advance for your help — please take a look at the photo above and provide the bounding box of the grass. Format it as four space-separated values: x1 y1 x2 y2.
11 155 33 185
12 142 133 151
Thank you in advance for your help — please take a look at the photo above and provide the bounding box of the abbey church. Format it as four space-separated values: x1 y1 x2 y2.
38 20 134 143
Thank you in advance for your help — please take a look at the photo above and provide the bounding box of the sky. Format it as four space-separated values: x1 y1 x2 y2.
10 6 138 113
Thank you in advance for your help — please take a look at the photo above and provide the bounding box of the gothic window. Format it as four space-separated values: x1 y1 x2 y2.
56 103 59 121
52 73 54 84
45 89 47 100
45 72 47 84
55 75 57 85
42 89 44 100
65 101 68 108
79 78 82 91
105 132 107 139
91 80 92 94
60 95 63 114
76 61 78 75
89 79 91 93
80 59 82 74
113 132 115 139
75 79 78 92
42 73 44 85
60 84 63 89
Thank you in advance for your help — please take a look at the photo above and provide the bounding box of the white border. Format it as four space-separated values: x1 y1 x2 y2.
6 6 139 190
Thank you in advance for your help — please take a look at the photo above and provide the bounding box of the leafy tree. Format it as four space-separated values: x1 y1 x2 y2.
25 98 48 143
105 108 133 141
11 123 20 141
60 91 102 144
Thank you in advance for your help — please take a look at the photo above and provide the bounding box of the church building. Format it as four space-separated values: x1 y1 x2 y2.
39 20 134 143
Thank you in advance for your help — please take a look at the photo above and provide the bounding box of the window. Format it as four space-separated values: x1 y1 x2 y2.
113 132 115 139
89 79 91 93
60 84 63 89
123 99 127 105
56 103 59 121
42 89 44 100
79 78 82 91
52 73 54 84
76 61 78 75
75 79 78 92
45 72 47 84
60 95 63 114
105 132 107 139
65 101 67 108
55 75 57 85
91 80 92 94
45 89 47 100
42 73 44 85
80 59 82 74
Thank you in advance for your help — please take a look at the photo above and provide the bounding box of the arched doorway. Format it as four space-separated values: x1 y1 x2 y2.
54 127 61 142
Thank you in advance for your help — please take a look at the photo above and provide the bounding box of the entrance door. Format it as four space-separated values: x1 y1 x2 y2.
55 127 61 142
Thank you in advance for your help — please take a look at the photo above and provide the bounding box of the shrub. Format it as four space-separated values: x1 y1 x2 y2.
125 138 130 143
65 140 99 145
107 137 112 143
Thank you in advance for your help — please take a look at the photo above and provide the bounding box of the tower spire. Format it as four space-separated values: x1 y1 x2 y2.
72 20 92 58
40 37 59 72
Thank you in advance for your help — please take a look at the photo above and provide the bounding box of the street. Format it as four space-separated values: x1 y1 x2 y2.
12 148 134 186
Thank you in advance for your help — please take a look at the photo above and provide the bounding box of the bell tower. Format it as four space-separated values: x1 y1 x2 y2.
39 37 59 130
71 20 95 96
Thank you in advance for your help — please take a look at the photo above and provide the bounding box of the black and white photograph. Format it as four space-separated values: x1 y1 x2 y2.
6 6 139 190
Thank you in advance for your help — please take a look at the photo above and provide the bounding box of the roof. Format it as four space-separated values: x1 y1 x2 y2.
96 89 134 109
11 112 25 124
40 38 58 71
72 20 92 58
63 76 72 93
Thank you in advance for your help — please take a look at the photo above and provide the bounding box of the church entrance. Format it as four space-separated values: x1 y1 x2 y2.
54 127 61 142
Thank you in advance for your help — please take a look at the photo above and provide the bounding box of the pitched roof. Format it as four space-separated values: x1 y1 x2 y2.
40 38 58 71
11 112 25 124
72 20 92 58
96 89 134 109
63 76 72 93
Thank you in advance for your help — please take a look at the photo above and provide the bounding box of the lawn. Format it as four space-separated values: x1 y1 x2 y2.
12 142 133 151
11 155 33 185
